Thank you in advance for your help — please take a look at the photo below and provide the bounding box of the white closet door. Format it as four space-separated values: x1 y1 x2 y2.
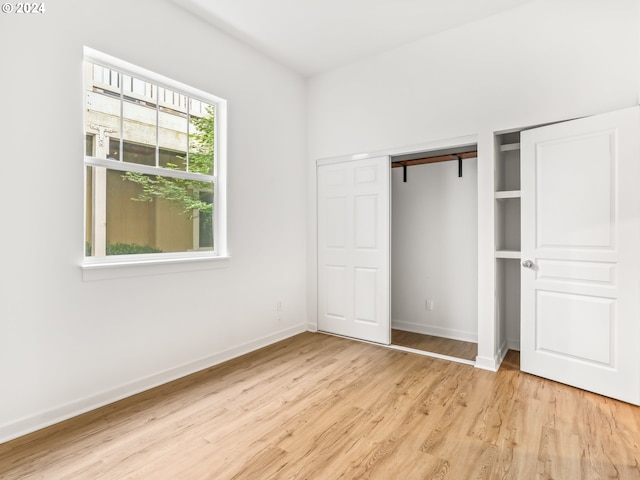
317 156 390 344
521 106 640 405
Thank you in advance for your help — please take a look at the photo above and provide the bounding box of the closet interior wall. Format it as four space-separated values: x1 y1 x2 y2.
391 149 478 351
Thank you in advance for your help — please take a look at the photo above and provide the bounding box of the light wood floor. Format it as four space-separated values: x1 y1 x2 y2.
391 329 477 361
2 332 640 479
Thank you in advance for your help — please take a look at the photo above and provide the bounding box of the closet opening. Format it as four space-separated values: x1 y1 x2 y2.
390 145 478 362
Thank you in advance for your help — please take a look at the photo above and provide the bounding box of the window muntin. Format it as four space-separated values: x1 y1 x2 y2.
83 49 224 264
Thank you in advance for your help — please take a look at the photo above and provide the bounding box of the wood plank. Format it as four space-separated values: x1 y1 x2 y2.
391 150 478 168
1 334 640 479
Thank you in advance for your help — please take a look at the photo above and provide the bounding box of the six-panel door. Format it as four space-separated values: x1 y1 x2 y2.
317 156 390 344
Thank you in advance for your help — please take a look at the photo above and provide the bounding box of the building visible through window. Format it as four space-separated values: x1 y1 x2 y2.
83 52 223 260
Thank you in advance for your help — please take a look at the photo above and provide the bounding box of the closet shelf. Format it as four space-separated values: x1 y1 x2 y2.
495 190 521 199
500 142 520 152
391 149 477 168
496 250 521 259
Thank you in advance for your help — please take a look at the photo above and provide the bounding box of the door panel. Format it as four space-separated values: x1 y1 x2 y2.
354 195 378 248
535 259 615 285
317 156 390 344
354 267 377 323
535 291 613 366
521 106 640 405
326 197 347 247
535 131 614 249
325 266 347 319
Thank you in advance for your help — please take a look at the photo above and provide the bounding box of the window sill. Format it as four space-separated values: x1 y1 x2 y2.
81 255 230 281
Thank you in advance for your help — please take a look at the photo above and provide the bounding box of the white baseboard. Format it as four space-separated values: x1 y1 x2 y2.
475 340 510 372
497 340 509 366
392 320 478 344
0 324 307 445
306 322 317 332
474 355 499 371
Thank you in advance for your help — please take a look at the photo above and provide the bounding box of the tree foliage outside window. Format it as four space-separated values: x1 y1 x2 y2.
122 106 215 242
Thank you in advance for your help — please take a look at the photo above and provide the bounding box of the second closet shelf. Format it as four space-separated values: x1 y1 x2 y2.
495 190 521 199
496 250 521 259
500 142 521 152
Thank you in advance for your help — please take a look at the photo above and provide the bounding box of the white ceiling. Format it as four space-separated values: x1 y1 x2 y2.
172 0 534 77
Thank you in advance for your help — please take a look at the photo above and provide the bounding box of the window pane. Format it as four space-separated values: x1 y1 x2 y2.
85 135 94 156
122 82 158 166
111 139 156 165
85 64 121 159
85 166 93 255
131 77 146 96
85 166 213 256
189 100 214 175
158 88 188 171
198 189 214 249
92 64 119 89
108 138 121 161
159 147 185 171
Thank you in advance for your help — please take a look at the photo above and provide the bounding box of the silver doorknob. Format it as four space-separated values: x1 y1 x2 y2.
522 260 534 269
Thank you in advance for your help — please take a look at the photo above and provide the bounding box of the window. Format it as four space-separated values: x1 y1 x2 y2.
83 47 226 272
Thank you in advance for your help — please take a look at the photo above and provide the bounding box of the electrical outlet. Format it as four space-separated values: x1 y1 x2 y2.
276 301 283 312
426 300 434 311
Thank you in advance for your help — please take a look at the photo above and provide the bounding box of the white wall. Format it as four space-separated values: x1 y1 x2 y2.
307 0 640 368
0 0 307 442
308 0 639 160
391 159 478 342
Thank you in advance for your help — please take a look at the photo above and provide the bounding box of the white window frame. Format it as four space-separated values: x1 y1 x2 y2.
81 47 228 280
